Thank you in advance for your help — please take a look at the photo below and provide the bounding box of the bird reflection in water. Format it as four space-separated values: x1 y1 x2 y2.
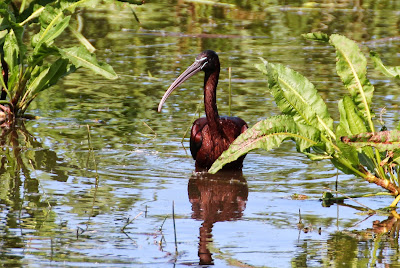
188 171 248 265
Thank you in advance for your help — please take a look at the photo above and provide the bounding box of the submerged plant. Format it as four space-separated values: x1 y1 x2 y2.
209 33 400 206
0 0 142 124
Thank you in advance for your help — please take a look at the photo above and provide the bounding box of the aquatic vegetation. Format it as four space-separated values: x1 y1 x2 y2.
0 0 142 124
209 33 400 205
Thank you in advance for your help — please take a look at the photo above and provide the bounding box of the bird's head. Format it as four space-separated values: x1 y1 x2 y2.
195 50 220 73
158 50 220 112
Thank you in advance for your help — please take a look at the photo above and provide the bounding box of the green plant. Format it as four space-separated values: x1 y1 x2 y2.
209 33 400 206
0 0 142 123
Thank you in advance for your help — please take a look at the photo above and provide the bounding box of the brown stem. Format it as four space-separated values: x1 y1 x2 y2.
12 75 28 116
359 165 400 196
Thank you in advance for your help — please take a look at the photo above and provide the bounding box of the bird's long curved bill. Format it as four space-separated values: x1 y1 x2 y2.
157 60 204 112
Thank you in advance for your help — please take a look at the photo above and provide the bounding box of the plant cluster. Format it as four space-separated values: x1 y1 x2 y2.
209 33 400 206
0 0 142 125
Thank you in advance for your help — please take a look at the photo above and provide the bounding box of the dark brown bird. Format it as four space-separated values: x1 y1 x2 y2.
158 50 248 171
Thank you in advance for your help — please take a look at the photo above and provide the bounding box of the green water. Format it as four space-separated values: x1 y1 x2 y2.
2 0 400 267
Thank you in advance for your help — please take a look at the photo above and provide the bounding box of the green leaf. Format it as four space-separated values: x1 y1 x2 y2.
329 34 374 131
392 151 400 165
338 95 368 135
0 30 7 45
29 43 59 66
303 152 332 160
25 58 71 98
255 59 334 139
336 96 362 168
37 5 64 27
0 0 120 116
0 7 26 63
209 115 321 173
69 25 96 53
3 29 19 74
370 51 400 79
336 95 375 171
41 14 70 46
19 6 45 26
33 11 71 51
7 65 19 95
302 32 329 42
341 130 400 151
0 4 15 29
59 46 118 79
18 1 55 24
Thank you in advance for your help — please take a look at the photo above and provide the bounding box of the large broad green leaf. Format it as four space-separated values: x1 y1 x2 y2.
329 34 374 131
59 46 118 79
208 115 322 173
341 130 400 151
370 51 400 79
338 95 368 135
255 59 334 139
336 95 375 172
336 97 361 170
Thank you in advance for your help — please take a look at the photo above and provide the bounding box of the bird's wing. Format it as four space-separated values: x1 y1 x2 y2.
190 118 207 160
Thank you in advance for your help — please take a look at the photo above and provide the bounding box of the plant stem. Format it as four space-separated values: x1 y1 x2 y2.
374 150 385 180
321 134 340 153
172 200 178 254
336 156 400 195
19 6 44 26
390 194 400 207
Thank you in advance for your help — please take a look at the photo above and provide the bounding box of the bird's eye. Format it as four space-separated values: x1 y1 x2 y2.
200 61 208 69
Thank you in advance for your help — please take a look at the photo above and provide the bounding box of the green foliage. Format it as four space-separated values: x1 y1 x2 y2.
209 115 322 172
330 34 375 129
341 130 400 151
370 51 400 79
255 59 334 138
210 33 400 200
0 0 140 120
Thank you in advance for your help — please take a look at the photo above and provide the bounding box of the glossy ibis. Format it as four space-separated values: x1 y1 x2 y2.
158 50 248 171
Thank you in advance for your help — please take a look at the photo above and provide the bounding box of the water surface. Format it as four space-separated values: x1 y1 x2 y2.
2 0 400 267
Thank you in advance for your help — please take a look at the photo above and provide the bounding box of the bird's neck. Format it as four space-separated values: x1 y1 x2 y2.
204 70 221 135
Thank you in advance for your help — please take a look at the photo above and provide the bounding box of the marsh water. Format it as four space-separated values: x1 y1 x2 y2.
2 0 400 267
